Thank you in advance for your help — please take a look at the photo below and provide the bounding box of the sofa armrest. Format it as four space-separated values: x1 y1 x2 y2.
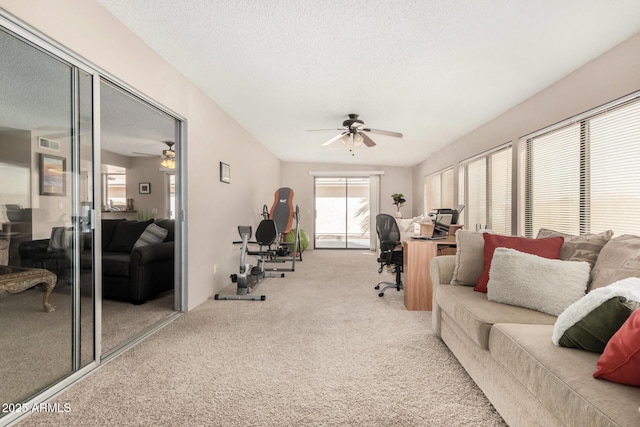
130 241 174 266
18 239 50 257
430 255 456 286
430 255 456 337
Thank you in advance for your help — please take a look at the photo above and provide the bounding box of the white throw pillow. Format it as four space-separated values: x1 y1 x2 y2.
487 248 590 316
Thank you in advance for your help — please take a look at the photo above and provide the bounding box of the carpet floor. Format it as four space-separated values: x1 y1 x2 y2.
16 250 506 426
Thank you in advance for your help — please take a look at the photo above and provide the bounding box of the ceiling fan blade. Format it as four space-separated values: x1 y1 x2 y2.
362 128 403 138
308 128 346 132
359 132 376 147
132 151 160 157
321 132 348 146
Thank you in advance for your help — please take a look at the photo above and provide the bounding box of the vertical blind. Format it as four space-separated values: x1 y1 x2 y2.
521 96 640 237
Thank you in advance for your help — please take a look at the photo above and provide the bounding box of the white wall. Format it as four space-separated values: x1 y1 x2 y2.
412 32 640 220
281 161 413 245
0 0 281 309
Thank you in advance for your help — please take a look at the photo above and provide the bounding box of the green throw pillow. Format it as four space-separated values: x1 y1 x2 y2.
559 297 639 353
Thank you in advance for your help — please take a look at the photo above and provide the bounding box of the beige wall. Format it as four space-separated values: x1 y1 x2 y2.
0 0 281 309
281 161 413 247
412 31 640 220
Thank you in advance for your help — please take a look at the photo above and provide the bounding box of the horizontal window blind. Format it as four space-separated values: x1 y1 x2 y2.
466 157 487 229
525 124 581 237
522 95 640 237
589 99 640 235
490 148 512 235
462 145 512 233
424 167 454 214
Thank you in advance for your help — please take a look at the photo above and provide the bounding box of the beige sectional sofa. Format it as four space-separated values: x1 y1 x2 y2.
430 231 640 427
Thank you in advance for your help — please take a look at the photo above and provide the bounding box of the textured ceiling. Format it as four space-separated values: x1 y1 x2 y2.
97 0 640 166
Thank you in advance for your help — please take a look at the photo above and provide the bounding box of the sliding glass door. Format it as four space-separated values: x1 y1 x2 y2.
0 15 183 424
0 26 94 411
315 177 370 249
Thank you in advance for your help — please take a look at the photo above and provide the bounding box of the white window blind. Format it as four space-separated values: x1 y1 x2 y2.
589 99 640 235
462 145 512 234
466 157 487 229
523 124 581 236
521 96 640 237
424 167 454 214
490 148 512 235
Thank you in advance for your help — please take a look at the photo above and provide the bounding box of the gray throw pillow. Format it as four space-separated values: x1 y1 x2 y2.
590 235 640 290
134 223 169 248
536 228 613 268
450 230 486 286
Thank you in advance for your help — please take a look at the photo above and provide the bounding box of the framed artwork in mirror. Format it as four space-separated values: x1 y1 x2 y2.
39 153 66 196
139 182 151 194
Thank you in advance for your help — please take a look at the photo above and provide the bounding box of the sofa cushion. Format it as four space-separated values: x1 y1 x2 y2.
105 219 154 253
536 228 613 268
134 223 169 248
475 234 564 293
450 230 486 286
489 323 640 427
590 234 640 291
487 248 590 316
594 308 640 386
435 284 556 349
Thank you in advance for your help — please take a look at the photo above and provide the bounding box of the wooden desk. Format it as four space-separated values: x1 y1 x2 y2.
419 223 464 237
402 236 456 311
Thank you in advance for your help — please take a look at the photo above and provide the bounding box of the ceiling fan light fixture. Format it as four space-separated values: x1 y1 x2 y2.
353 133 364 147
311 113 402 154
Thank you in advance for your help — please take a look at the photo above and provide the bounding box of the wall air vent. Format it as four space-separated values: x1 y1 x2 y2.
38 137 60 151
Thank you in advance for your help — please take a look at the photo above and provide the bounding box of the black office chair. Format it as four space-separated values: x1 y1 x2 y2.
374 214 403 297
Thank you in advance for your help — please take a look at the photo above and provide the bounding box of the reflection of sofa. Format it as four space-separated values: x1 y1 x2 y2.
19 218 174 304
431 230 640 426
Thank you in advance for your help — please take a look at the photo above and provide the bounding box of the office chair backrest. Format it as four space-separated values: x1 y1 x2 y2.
255 219 278 246
376 214 401 252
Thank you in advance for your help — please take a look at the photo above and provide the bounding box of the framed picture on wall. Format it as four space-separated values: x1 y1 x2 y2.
220 162 230 184
39 153 66 196
139 182 151 194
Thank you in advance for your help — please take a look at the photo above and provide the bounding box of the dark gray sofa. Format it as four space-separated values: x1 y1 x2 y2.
19 218 175 304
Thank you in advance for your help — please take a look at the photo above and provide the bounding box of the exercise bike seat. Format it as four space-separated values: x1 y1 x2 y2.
246 219 278 256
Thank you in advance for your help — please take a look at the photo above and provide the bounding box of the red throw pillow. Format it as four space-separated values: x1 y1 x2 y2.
474 234 564 293
594 309 640 386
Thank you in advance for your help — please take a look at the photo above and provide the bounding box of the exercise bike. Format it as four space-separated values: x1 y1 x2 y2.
214 220 282 301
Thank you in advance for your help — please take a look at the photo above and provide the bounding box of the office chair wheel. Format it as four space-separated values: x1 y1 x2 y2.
374 285 380 290
378 292 384 297
281 273 285 277
397 287 401 291
378 267 383 273
261 296 266 301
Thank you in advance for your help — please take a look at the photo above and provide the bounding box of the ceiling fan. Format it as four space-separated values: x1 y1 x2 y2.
308 113 403 155
133 141 176 169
